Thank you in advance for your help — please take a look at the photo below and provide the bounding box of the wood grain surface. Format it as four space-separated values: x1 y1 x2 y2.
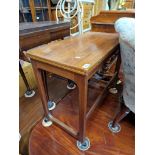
27 32 119 75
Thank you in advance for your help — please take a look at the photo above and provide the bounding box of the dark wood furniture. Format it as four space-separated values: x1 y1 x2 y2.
19 21 70 97
27 32 121 150
90 10 135 33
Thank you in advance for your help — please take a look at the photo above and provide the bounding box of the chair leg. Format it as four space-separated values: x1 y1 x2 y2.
108 96 130 133
19 61 35 98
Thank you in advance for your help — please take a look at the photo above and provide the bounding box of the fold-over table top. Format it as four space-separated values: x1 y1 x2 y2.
27 32 119 75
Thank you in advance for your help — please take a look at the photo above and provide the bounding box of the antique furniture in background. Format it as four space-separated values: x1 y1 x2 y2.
123 0 135 9
54 1 95 34
108 17 135 133
19 0 95 35
27 32 121 151
19 0 52 22
90 10 135 33
108 0 135 10
94 0 105 16
19 21 70 97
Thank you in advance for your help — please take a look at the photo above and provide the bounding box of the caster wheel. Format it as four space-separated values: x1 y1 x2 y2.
117 80 122 85
42 117 52 127
48 100 56 111
76 137 90 151
109 88 118 94
24 90 35 98
93 73 102 80
19 133 21 141
67 82 76 90
108 121 121 133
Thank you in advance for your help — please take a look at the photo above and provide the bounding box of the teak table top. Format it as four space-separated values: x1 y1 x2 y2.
27 32 119 75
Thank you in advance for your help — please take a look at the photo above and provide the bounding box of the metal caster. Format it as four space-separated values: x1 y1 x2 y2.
109 88 118 94
48 100 56 111
19 133 21 141
42 117 52 127
76 137 90 151
117 80 122 85
24 90 35 98
108 121 121 133
93 73 102 80
67 82 76 90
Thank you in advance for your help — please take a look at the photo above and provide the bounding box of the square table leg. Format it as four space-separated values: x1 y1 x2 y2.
41 71 56 111
41 70 49 102
76 75 88 143
31 62 49 118
75 75 90 151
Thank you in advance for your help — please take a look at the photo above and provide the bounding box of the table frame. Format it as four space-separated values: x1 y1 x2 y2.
31 44 121 144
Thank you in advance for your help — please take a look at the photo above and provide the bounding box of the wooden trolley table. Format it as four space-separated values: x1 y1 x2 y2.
27 32 121 150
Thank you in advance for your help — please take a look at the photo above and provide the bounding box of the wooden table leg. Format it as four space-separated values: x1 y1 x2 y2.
41 70 49 101
78 78 87 143
41 71 56 111
75 75 90 151
19 61 35 97
31 62 49 117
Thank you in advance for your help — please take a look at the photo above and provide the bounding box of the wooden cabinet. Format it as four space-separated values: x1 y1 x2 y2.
19 0 33 22
20 0 95 34
90 10 135 33
19 0 52 22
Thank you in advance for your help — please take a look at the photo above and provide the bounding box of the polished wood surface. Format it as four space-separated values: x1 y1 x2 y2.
29 82 135 155
90 10 135 33
27 32 119 75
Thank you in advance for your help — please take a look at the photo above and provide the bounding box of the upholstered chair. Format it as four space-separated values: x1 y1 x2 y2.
108 17 135 133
